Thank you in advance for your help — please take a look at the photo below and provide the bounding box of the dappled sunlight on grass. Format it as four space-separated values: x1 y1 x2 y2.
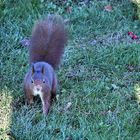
135 84 140 103
0 87 13 139
132 0 140 19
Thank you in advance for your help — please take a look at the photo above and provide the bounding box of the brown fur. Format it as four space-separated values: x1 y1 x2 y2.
23 15 67 116
29 14 67 69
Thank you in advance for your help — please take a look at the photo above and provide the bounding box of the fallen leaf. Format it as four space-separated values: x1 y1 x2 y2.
127 65 135 71
67 7 72 13
20 38 31 47
111 84 119 90
132 35 138 40
100 110 108 115
128 31 139 40
64 102 72 111
104 5 113 12
128 31 134 35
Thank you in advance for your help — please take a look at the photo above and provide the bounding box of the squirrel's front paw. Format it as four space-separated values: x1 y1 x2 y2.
43 103 50 116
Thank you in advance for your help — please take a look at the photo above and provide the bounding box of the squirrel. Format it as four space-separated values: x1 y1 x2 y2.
23 15 67 116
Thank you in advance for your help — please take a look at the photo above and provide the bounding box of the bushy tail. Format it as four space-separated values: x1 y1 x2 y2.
29 14 67 69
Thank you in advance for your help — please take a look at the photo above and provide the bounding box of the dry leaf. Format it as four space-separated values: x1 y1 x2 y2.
64 102 72 111
104 5 113 12
20 38 31 47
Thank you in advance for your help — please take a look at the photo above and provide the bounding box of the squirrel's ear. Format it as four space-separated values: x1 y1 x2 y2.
31 64 35 74
41 65 45 74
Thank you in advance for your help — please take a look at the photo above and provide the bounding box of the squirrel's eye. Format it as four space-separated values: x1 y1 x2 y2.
31 79 34 83
43 79 45 83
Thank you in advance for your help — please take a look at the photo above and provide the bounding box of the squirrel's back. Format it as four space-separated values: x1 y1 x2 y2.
30 15 67 69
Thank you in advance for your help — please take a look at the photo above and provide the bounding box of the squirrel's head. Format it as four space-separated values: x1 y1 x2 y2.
30 64 49 95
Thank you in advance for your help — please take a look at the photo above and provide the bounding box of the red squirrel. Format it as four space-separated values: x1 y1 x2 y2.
23 15 67 116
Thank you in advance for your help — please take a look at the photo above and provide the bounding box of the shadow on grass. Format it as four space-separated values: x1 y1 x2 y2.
132 0 140 20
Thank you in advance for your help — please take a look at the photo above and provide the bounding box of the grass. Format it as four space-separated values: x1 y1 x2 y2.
0 0 140 139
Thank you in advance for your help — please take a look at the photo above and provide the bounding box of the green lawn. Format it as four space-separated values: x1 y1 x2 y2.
0 0 140 140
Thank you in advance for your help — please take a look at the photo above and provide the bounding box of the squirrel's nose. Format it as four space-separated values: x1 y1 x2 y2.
35 84 42 92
